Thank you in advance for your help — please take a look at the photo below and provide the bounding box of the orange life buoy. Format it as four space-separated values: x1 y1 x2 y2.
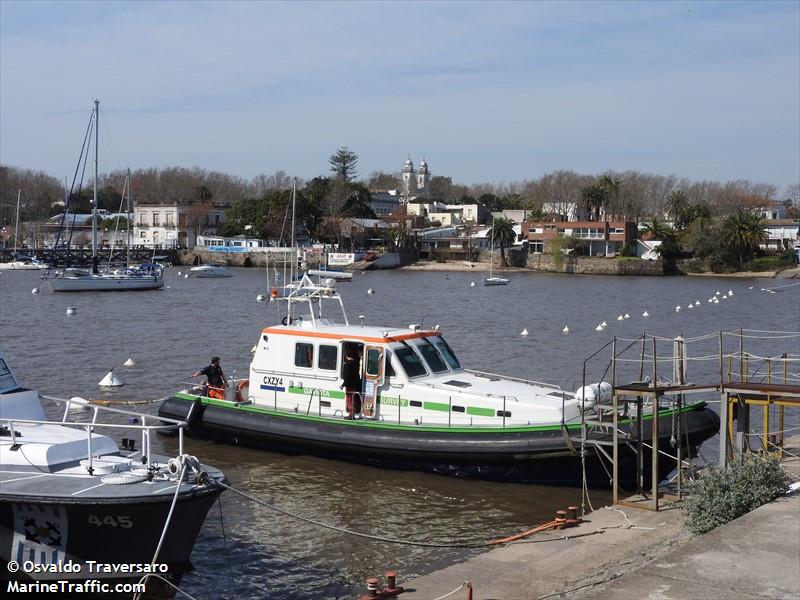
236 380 249 403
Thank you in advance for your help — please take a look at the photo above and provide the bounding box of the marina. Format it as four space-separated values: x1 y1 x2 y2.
1 267 798 597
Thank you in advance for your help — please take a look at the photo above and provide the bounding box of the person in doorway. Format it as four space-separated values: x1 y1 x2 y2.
340 350 362 419
193 356 225 399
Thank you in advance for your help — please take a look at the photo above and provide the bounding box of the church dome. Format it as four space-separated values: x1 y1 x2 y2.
403 157 414 173
419 159 428 174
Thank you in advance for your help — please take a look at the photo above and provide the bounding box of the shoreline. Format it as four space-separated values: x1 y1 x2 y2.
398 260 799 278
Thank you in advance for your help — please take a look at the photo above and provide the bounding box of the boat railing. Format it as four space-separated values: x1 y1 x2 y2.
2 394 188 475
464 369 564 391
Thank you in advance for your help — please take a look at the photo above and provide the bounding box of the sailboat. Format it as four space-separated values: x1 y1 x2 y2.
484 218 509 286
43 100 164 292
0 190 50 271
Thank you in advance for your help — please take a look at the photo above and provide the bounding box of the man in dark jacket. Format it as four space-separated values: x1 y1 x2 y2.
193 356 225 399
340 351 362 418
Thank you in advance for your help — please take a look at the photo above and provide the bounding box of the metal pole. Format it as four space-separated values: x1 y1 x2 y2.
651 337 658 510
92 99 99 274
719 331 729 468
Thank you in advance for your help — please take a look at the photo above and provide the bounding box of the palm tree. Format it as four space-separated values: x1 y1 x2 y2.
580 184 607 221
665 190 689 228
489 217 517 266
640 216 674 240
599 174 622 219
721 210 766 266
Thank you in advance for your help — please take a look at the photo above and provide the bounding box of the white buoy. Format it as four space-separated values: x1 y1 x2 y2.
562 325 570 334
722 294 728 299
520 328 529 336
184 274 189 278
68 396 90 411
177 271 182 276
98 368 123 387
600 321 607 328
728 289 733 296
624 313 630 319
66 306 77 315
688 304 694 309
31 287 40 294
713 297 720 304
617 315 624 321
708 298 713 303
367 288 375 295
675 305 681 312
642 311 649 317
256 294 266 302
123 357 135 367
748 286 753 290
715 291 721 296
470 281 476 287
595 323 605 331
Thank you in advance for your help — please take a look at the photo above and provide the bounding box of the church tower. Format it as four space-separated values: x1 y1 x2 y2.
417 159 430 194
401 156 417 199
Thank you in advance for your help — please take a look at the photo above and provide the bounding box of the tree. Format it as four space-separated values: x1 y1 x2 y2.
328 146 359 181
720 210 767 267
580 183 607 221
489 216 517 266
640 216 674 240
665 190 689 227
599 174 623 219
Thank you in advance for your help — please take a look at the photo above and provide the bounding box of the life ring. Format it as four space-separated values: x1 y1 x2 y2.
236 380 249 403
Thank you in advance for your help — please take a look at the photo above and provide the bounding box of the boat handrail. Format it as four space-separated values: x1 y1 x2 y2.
464 369 564 391
6 394 190 473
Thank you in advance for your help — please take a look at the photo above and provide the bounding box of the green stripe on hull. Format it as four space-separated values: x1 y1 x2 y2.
171 392 708 435
288 385 345 399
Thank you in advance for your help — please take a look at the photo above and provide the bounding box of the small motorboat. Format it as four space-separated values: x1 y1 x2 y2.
189 265 233 278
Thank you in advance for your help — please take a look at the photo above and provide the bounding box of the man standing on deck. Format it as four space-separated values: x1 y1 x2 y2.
341 350 362 419
193 356 225 399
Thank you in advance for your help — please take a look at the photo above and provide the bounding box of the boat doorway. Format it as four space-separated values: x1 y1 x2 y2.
341 342 364 418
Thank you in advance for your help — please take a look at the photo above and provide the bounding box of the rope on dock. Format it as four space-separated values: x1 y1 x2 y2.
432 581 465 600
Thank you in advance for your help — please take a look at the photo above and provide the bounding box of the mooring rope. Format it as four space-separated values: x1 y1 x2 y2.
433 581 466 600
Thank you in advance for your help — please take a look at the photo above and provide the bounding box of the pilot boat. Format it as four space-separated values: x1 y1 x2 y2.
0 353 225 585
159 275 719 486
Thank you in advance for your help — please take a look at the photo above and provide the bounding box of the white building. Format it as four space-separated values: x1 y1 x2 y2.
133 202 226 248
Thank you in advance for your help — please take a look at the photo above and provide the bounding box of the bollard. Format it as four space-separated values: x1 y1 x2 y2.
555 510 567 529
465 579 473 600
366 577 380 598
384 570 404 595
567 505 578 520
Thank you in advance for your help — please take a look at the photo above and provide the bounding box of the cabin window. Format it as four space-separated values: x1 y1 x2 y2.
451 405 465 413
365 348 382 376
416 342 448 373
431 337 462 370
294 343 313 368
496 410 512 418
395 347 427 378
385 353 396 377
410 400 422 408
318 345 337 371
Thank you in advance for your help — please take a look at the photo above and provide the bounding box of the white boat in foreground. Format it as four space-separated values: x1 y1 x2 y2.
0 353 225 584
189 265 234 278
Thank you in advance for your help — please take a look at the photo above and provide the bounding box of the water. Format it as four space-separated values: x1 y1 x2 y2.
1 267 798 599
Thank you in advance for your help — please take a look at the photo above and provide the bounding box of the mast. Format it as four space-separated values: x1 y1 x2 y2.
291 178 297 279
92 99 99 274
13 189 20 256
126 168 131 266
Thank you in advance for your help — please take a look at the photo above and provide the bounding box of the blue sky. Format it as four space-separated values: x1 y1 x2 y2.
1 1 798 191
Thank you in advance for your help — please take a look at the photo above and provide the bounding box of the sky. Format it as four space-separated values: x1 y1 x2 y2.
1 1 798 192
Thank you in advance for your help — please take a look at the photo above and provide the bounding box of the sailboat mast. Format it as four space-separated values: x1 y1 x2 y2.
291 178 297 278
13 189 20 255
92 99 99 274
126 168 132 266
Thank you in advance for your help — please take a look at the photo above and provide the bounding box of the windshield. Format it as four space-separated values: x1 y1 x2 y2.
394 347 428 378
431 336 462 370
415 341 448 373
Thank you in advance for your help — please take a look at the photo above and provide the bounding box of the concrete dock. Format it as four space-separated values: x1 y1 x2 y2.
400 460 800 600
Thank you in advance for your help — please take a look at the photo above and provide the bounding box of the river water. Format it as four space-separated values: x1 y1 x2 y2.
1 267 798 599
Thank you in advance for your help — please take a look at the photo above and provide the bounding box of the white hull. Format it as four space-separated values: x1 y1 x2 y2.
189 266 233 278
0 261 49 271
45 274 164 291
308 269 353 280
484 276 509 286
